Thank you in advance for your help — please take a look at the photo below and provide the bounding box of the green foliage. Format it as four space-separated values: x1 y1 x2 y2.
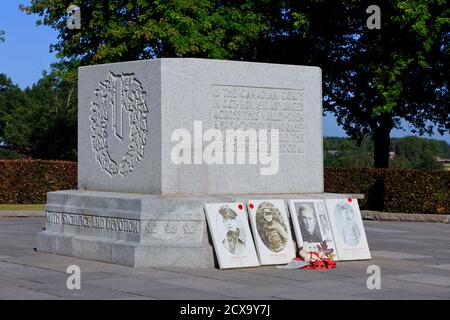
2 159 447 213
0 160 77 204
0 148 20 159
391 136 446 170
324 136 448 170
20 0 268 78
0 72 77 160
0 75 30 143
20 1 450 166
254 1 449 167
324 137 374 168
324 168 450 214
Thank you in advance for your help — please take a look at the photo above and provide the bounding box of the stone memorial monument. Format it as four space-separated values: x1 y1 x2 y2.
37 58 353 267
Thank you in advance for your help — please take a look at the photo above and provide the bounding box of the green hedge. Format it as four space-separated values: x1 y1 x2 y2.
0 161 448 214
325 168 450 214
0 160 77 204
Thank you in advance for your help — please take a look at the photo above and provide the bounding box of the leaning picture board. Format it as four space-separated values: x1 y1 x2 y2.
247 199 296 265
324 198 371 261
288 199 337 258
204 202 260 269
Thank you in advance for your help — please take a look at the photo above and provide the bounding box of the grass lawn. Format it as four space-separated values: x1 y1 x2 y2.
0 204 45 211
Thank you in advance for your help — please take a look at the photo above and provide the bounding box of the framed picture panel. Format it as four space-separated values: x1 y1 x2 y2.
288 199 337 257
324 198 371 261
247 199 296 265
204 202 260 269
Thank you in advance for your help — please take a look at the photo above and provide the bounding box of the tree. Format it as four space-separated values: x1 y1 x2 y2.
20 0 268 78
392 136 444 170
323 136 374 168
22 1 449 167
2 72 77 160
252 0 449 167
0 74 30 144
0 30 4 42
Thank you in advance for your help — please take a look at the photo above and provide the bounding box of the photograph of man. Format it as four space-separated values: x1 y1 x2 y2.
335 202 361 246
219 205 246 255
296 202 322 243
255 202 289 253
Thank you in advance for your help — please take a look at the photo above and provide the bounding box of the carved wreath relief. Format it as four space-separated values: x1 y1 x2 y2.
90 72 148 177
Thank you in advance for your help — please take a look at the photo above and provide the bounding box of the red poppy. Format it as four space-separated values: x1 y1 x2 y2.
313 260 326 269
322 258 336 269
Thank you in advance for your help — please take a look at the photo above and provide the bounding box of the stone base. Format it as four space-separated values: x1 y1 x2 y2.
37 190 360 268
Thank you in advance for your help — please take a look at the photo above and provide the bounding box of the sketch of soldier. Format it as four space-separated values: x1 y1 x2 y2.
335 202 361 246
316 202 333 241
219 205 246 255
318 214 333 241
256 202 289 253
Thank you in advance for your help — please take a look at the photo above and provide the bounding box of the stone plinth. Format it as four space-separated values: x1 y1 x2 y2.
37 58 329 268
78 58 323 195
37 190 357 267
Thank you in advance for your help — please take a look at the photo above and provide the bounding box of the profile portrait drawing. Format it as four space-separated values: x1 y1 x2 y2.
219 205 246 255
255 202 289 253
296 202 322 243
334 202 361 246
319 214 333 241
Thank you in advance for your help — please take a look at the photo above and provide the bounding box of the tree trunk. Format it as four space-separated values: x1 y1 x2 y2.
373 125 391 168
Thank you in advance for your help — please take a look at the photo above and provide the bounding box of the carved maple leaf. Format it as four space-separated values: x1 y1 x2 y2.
317 240 334 257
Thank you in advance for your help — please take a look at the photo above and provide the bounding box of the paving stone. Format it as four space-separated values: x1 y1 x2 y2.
273 288 363 300
426 264 450 271
373 238 418 245
85 277 179 293
365 227 408 234
371 251 432 260
1 218 450 299
136 287 235 300
155 276 250 293
18 279 147 300
163 267 296 287
0 286 61 300
376 278 450 297
210 284 300 300
299 279 370 295
388 273 450 287
357 289 448 300
0 261 59 278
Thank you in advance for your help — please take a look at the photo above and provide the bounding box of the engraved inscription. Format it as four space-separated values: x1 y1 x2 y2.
46 211 140 233
163 222 178 234
143 221 203 236
183 222 198 234
90 72 149 177
144 222 157 233
211 85 305 153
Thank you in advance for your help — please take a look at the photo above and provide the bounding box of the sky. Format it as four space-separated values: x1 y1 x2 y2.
0 0 448 144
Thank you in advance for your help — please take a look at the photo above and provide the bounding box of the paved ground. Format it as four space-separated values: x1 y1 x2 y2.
0 217 449 300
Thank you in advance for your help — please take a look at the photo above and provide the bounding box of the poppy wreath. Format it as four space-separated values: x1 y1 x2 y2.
298 241 337 270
